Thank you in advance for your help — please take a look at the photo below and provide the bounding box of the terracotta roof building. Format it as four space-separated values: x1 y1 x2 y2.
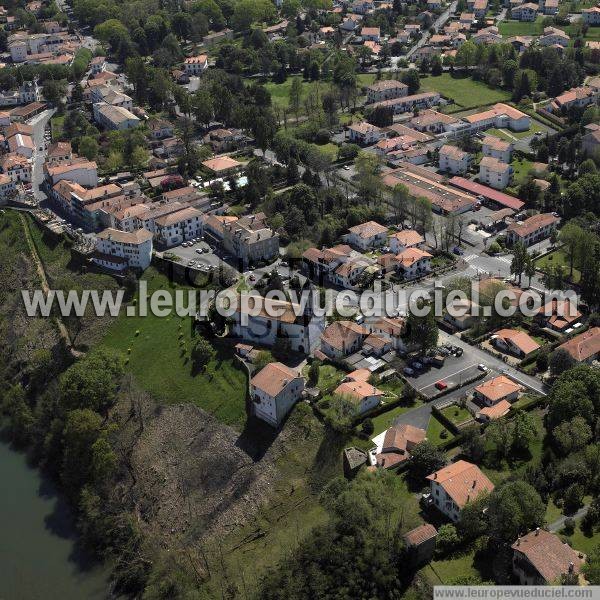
474 375 522 406
557 327 600 364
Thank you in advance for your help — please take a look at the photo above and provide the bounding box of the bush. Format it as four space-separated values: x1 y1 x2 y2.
563 517 576 535
362 418 374 435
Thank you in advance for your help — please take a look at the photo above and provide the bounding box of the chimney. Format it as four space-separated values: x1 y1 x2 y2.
569 562 574 573
472 479 477 489
516 536 520 546
535 527 540 536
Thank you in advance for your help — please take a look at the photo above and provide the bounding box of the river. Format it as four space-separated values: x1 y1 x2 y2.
0 439 112 600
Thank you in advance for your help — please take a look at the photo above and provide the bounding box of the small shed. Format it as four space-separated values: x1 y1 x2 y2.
403 523 437 566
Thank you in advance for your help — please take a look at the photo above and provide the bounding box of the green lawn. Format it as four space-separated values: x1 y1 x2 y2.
511 157 535 186
427 413 454 446
421 73 511 108
535 249 581 284
498 17 544 36
307 363 345 394
566 23 600 40
99 268 249 429
370 399 423 436
486 126 536 141
564 524 600 554
263 76 330 111
51 115 65 140
312 142 339 160
440 405 472 426
423 551 480 584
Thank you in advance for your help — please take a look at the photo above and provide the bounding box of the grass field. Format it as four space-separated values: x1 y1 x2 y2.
498 17 544 36
566 23 600 40
50 115 65 141
420 73 511 109
486 125 537 141
100 268 248 428
535 249 581 283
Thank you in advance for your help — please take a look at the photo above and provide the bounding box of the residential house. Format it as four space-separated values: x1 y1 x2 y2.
541 0 559 14
361 26 380 41
367 316 407 351
0 173 16 201
408 109 459 134
93 103 140 131
536 298 582 332
492 328 540 358
333 379 384 414
346 220 388 250
404 524 437 566
582 123 600 156
93 227 153 271
90 56 106 74
479 156 512 189
7 133 34 158
481 135 513 163
46 141 72 164
366 80 408 104
439 144 471 175
183 54 208 75
331 257 373 290
472 0 488 18
464 103 530 132
396 247 432 279
472 25 503 44
320 320 369 359
582 6 600 25
474 375 522 406
557 327 600 364
506 213 559 246
538 26 570 47
549 86 600 113
376 424 426 469
347 122 383 145
250 362 305 427
340 14 363 32
44 158 98 187
203 128 247 152
231 295 325 354
389 230 425 253
426 460 495 522
511 2 538 20
201 155 243 176
221 213 280 268
444 298 480 330
512 529 585 585
370 91 441 115
147 118 174 140
477 400 512 421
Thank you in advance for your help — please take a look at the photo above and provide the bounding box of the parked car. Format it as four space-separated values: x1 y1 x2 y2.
403 367 415 376
435 380 448 391
452 246 464 255
411 361 423 370
478 363 488 372
454 347 463 357
195 248 203 254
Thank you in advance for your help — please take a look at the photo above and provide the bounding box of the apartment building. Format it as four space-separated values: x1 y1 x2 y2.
346 220 388 250
479 156 512 189
44 158 98 187
1 153 32 182
439 144 471 175
506 213 559 246
154 207 203 247
347 122 383 145
370 91 441 115
93 227 153 271
511 2 538 20
183 54 208 75
481 135 513 163
465 103 530 133
221 213 279 268
93 103 140 131
583 5 600 24
366 80 408 104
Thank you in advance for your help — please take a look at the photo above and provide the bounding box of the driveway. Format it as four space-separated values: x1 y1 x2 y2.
548 505 589 533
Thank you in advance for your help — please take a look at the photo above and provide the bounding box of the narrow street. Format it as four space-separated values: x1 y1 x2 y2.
29 108 56 202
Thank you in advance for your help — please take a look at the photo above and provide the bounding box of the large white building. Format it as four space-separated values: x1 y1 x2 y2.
506 213 559 246
366 79 408 104
250 362 305 427
154 207 203 247
583 6 600 25
44 158 98 187
93 227 153 271
464 103 530 133
183 54 208 75
481 135 513 163
346 220 388 250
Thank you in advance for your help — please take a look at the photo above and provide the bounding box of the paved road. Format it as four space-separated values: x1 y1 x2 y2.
405 1 458 60
548 505 589 533
29 108 56 202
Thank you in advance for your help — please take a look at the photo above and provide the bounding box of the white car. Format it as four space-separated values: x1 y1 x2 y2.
477 364 488 372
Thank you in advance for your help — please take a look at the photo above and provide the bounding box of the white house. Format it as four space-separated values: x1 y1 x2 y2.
481 135 513 163
44 158 98 187
506 213 559 246
538 26 570 47
361 26 381 42
333 379 384 414
93 227 153 271
396 247 432 279
479 156 512 189
511 2 538 20
232 295 325 354
465 103 530 133
583 6 600 25
439 144 471 175
426 460 495 522
366 80 408 104
0 173 16 201
346 220 388 250
154 206 203 247
0 153 31 182
250 362 305 427
183 54 208 75
347 122 382 145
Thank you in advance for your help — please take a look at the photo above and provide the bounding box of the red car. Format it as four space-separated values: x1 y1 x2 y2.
435 380 447 391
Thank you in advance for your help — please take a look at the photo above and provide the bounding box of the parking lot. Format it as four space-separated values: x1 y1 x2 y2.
163 239 232 274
